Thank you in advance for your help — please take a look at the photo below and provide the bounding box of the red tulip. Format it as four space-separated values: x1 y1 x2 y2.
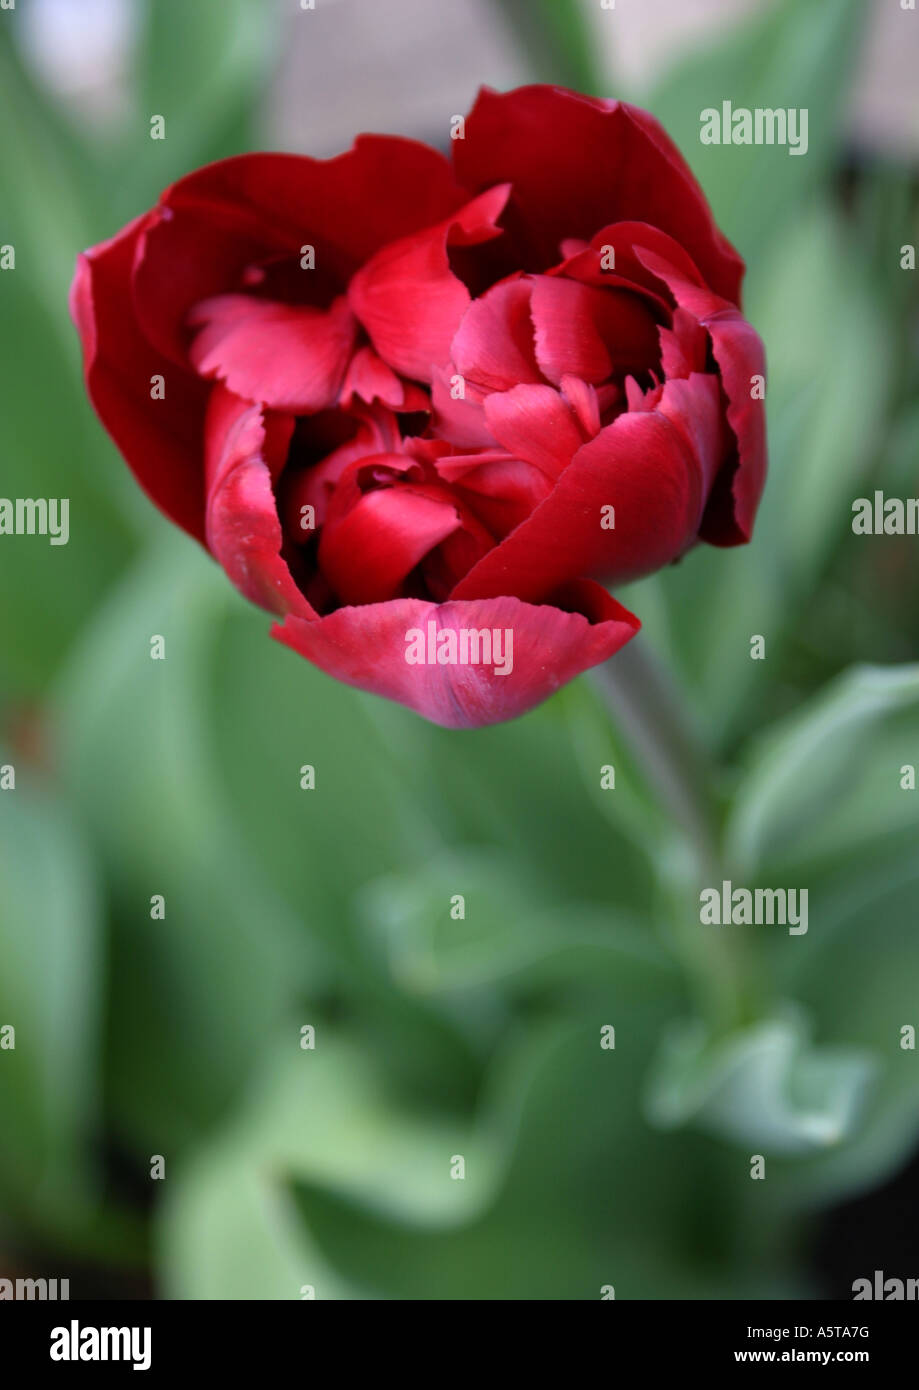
71 85 766 728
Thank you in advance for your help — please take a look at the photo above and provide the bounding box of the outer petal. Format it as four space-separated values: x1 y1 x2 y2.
272 585 639 728
348 185 510 381
454 86 744 304
453 374 725 602
636 247 767 542
204 383 313 618
69 212 210 541
132 140 469 366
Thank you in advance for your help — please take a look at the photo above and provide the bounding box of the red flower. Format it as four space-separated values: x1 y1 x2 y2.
71 85 766 728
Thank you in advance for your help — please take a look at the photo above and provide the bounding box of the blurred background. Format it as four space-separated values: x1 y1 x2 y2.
1 0 918 1300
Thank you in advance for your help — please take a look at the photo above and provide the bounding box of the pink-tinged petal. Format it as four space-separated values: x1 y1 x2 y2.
272 587 639 728
552 220 704 300
652 373 729 500
450 277 542 394
559 375 602 438
454 374 725 601
659 307 710 379
188 293 357 412
483 383 588 479
203 383 313 618
340 346 406 409
69 213 210 542
456 86 744 303
348 185 510 382
637 247 767 542
132 141 470 366
430 365 495 447
319 475 463 604
529 276 661 386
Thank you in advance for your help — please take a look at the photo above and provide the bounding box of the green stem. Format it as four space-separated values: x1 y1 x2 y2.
592 638 748 1031
592 637 720 876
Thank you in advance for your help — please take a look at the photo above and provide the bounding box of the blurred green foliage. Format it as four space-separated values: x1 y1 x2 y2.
1 0 918 1299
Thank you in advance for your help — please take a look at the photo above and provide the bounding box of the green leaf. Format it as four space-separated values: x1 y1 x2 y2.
53 537 321 1153
643 0 864 265
158 1034 505 1299
0 28 97 319
359 845 670 996
0 764 101 1220
727 663 919 877
646 1009 878 1155
768 869 919 1208
653 205 893 744
160 1020 780 1300
0 273 134 696
114 0 275 214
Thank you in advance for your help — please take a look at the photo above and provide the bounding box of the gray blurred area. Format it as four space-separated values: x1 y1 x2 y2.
19 0 919 160
267 0 526 153
267 0 919 157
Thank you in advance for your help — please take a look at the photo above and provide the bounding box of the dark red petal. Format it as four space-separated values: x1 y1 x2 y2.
659 307 710 379
455 86 744 304
435 450 554 537
637 247 767 542
187 293 357 412
132 140 469 366
319 477 463 604
453 374 724 602
203 383 313 618
450 276 541 394
348 185 510 382
69 213 209 542
272 587 639 728
560 220 702 287
529 276 661 385
483 383 588 479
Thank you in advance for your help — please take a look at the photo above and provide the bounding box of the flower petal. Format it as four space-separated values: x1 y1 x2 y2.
453 374 724 601
272 586 639 728
483 383 589 479
455 85 744 303
188 293 357 412
348 185 510 382
203 382 312 617
69 212 210 542
636 247 767 542
529 276 661 385
132 140 469 366
318 469 464 604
